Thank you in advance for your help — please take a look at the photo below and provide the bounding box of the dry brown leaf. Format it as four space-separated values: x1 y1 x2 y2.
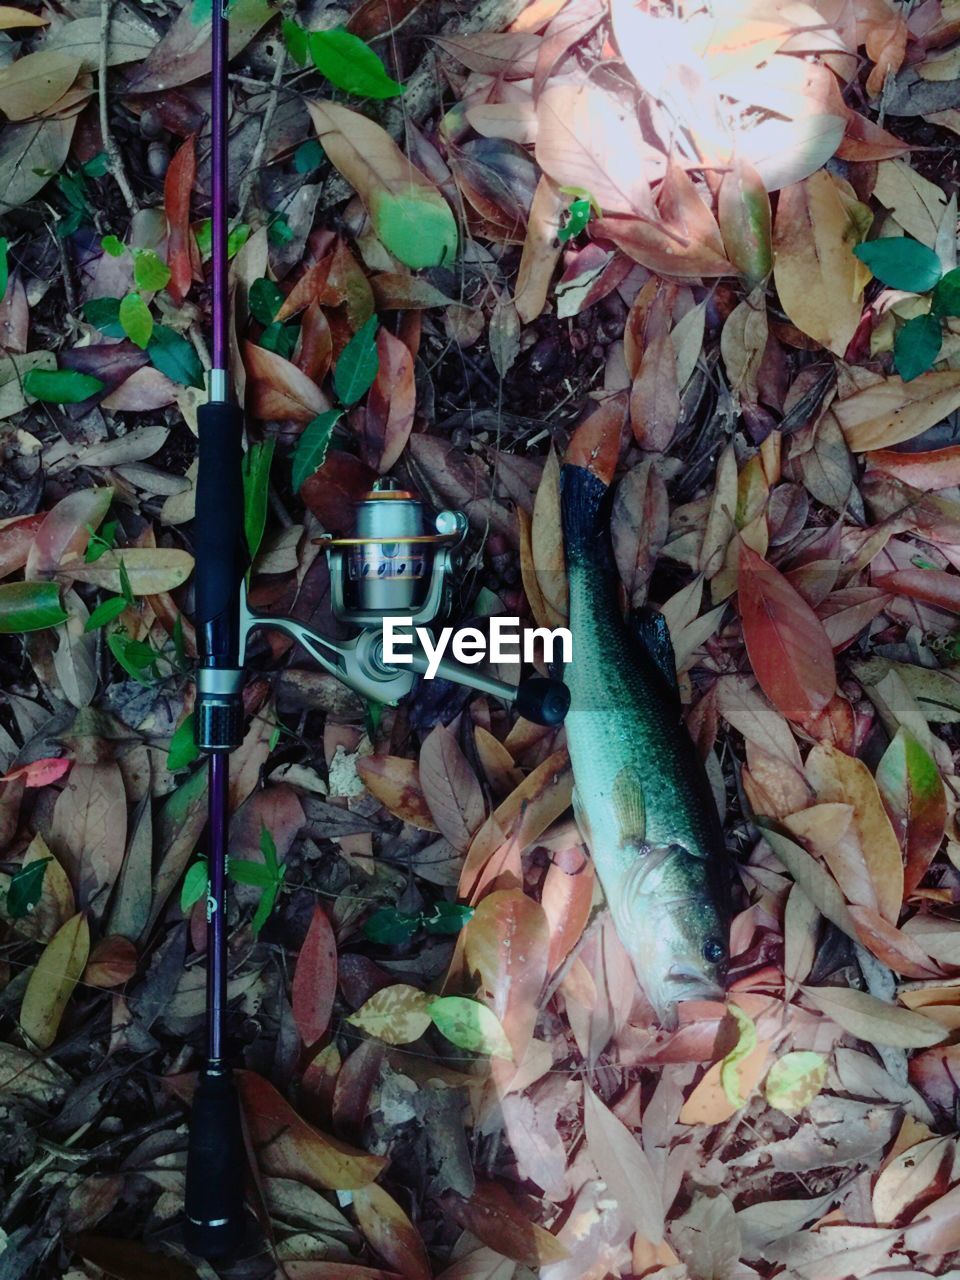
773 169 866 356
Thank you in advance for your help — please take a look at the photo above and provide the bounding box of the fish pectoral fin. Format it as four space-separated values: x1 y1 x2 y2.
612 766 646 846
572 786 594 849
629 605 680 701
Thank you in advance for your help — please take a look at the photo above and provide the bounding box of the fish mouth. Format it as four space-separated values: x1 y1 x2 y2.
650 964 726 1029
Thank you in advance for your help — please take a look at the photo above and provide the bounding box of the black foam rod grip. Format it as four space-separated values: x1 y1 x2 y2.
196 401 247 665
184 1068 246 1259
515 676 571 726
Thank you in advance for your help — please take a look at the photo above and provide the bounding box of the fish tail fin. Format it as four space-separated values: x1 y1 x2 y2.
561 463 611 563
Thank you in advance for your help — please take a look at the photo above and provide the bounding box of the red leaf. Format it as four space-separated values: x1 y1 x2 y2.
301 451 376 534
353 1183 431 1280
867 446 960 491
1 756 71 787
737 542 836 722
164 135 198 306
874 567 960 614
292 905 338 1047
562 392 627 484
0 513 43 581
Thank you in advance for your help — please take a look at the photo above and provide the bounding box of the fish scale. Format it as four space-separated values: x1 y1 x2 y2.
561 462 729 1024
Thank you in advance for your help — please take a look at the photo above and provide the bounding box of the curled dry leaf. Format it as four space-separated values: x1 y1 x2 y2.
20 911 89 1049
805 742 904 924
245 340 331 423
237 1070 386 1190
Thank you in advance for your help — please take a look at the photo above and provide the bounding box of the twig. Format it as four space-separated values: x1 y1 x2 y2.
99 0 140 216
238 44 287 219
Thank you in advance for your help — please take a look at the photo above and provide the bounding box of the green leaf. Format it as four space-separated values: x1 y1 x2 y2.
101 234 125 258
7 858 52 918
258 320 299 359
81 152 109 179
267 214 294 246
107 630 158 684
334 315 379 406
251 880 279 935
82 297 124 338
309 27 403 99
242 439 275 562
85 519 117 563
195 219 251 260
0 582 68 633
180 858 208 913
0 236 8 300
228 857 276 887
428 995 513 1059
422 901 474 935
118 558 134 606
371 189 458 269
133 248 172 292
294 140 324 174
363 907 421 945
168 713 200 772
119 292 154 350
558 197 593 245
23 368 104 404
250 277 285 326
931 266 960 317
854 237 943 293
895 313 942 382
282 17 309 65
292 409 341 493
260 823 279 876
148 324 205 388
83 594 127 632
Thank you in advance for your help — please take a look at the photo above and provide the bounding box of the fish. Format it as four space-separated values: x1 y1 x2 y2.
560 453 729 1028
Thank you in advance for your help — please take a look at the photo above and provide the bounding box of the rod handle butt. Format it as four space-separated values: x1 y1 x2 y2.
515 675 570 725
184 1067 246 1259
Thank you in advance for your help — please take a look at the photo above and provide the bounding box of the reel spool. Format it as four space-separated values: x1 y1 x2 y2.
317 479 468 627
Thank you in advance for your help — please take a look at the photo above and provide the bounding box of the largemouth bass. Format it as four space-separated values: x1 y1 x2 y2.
560 460 729 1026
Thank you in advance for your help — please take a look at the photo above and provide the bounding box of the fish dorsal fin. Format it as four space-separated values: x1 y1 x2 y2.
612 766 646 846
629 606 680 701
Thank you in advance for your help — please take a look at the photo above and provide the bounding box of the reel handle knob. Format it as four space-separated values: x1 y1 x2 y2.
515 675 570 726
185 1066 246 1259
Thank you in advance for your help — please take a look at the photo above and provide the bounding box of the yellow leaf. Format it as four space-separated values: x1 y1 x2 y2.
0 7 49 27
773 169 866 356
0 50 80 120
764 1051 827 1115
20 912 89 1049
347 984 433 1045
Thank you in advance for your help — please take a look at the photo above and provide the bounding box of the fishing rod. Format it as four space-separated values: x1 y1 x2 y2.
183 6 570 1261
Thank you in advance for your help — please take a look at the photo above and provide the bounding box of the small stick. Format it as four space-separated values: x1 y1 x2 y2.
98 0 140 216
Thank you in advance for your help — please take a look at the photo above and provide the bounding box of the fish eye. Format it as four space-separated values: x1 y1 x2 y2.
702 937 726 965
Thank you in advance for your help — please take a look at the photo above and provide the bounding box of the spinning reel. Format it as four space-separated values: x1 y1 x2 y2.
234 480 569 728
